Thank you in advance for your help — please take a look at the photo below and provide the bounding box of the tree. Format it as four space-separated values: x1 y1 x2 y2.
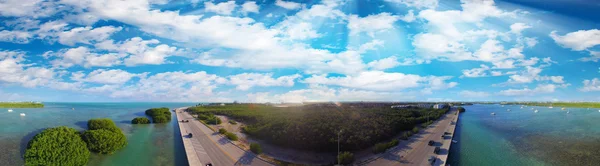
153 115 170 123
458 107 466 112
81 129 127 154
88 118 120 133
337 151 354 165
131 117 150 124
24 126 90 166
250 143 262 154
219 128 227 134
225 132 238 141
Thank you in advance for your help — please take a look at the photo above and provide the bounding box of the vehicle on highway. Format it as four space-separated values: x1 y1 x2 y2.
428 140 435 146
434 147 441 154
188 133 193 138
428 156 436 165
205 163 212 166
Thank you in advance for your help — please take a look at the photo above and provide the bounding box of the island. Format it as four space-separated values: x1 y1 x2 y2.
0 102 44 108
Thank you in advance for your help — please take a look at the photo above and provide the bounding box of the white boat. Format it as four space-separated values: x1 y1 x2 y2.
72 108 75 110
491 112 496 115
567 111 570 114
534 110 539 113
452 140 458 143
561 107 566 110
549 106 553 108
20 113 26 116
507 109 511 112
598 110 600 113
8 109 13 112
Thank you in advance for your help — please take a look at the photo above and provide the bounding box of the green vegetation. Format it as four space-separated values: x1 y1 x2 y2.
250 143 262 154
24 126 90 166
85 118 127 154
457 107 466 112
81 129 127 154
131 117 150 124
196 113 222 124
229 120 237 124
88 118 120 132
0 102 44 108
187 103 449 152
400 131 413 140
219 128 227 134
412 127 419 133
337 151 354 165
225 132 238 141
145 107 172 123
372 139 399 153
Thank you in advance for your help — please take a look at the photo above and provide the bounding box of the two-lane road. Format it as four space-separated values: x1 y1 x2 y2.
366 108 458 166
176 108 273 166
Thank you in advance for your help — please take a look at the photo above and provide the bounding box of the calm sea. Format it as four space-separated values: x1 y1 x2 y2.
0 102 194 166
448 104 600 166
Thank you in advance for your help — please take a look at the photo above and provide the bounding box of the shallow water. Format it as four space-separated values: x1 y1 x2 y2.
448 104 600 166
0 102 192 166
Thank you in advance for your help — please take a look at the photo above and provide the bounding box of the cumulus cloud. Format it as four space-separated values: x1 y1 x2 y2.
348 13 399 37
304 71 457 92
71 69 141 84
550 29 600 51
367 56 400 70
384 0 439 9
459 90 490 98
499 84 561 96
204 1 237 15
510 23 531 34
56 26 122 46
580 78 600 92
228 73 301 90
241 1 260 14
275 0 302 10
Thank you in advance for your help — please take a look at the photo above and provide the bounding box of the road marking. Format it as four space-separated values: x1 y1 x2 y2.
188 112 238 162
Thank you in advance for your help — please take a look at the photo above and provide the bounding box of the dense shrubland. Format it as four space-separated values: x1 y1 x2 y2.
131 117 151 124
84 118 127 154
24 126 90 166
145 107 172 123
187 103 448 152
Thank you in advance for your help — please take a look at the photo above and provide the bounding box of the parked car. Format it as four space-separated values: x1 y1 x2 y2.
428 140 435 146
434 147 441 154
188 133 193 138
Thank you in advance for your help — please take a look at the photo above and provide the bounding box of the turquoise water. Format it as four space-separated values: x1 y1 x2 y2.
0 102 193 166
448 104 600 166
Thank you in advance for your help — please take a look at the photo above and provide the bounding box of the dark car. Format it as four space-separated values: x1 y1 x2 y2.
428 156 436 165
434 147 441 154
428 140 435 146
188 133 193 138
205 163 212 166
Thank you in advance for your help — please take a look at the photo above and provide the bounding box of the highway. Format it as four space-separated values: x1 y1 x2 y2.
365 108 458 166
176 108 273 166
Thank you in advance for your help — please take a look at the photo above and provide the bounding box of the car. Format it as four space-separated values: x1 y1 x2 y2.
205 163 212 166
428 140 435 146
434 147 441 154
188 133 193 138
428 156 436 165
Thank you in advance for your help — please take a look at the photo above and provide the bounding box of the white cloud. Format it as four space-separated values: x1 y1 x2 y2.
0 0 59 18
241 1 259 14
72 69 140 84
304 71 456 92
204 1 237 15
367 56 400 70
459 90 490 98
461 65 489 78
57 26 122 46
579 51 600 62
49 47 124 68
499 84 559 96
580 78 600 92
400 10 416 22
384 0 438 9
246 85 416 103
550 29 600 51
507 66 542 84
0 50 56 87
510 23 531 34
275 0 302 10
96 37 178 66
228 73 301 90
348 13 399 36
0 30 32 43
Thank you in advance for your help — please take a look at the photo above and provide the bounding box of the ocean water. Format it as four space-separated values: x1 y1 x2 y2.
0 102 193 166
448 104 600 166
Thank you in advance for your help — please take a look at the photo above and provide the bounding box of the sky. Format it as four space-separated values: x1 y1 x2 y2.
0 0 599 102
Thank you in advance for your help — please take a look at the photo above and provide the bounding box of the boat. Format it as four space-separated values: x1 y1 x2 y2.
567 111 570 114
491 112 496 115
20 113 26 116
598 110 600 113
507 109 511 112
452 140 458 143
72 108 74 110
561 107 566 110
534 110 539 113
8 109 13 112
549 106 553 108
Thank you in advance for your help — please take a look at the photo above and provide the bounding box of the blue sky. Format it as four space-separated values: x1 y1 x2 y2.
0 0 599 102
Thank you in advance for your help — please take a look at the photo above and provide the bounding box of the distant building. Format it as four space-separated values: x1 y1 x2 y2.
433 104 448 109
